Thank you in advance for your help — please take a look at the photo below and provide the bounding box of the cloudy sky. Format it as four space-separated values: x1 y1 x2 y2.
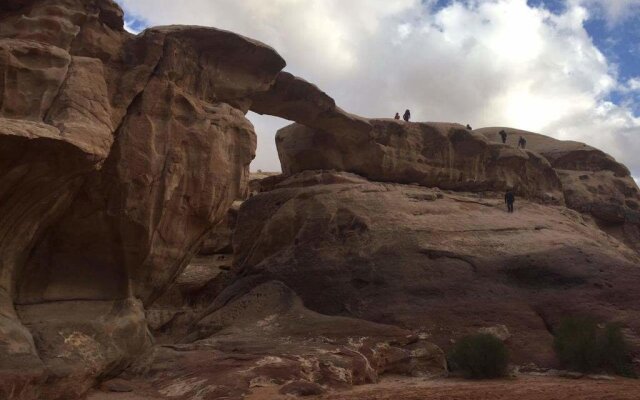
115 0 640 179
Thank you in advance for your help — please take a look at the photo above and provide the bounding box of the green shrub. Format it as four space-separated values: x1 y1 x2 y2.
599 323 637 378
553 316 601 372
553 317 636 377
448 333 509 379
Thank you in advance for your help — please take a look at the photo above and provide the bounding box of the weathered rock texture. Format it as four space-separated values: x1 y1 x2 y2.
251 71 371 135
0 0 281 398
4 0 640 399
145 201 242 340
118 282 444 399
276 120 565 202
224 171 640 369
477 128 640 252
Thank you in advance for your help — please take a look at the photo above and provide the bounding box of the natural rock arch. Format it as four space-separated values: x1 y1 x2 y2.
1 0 640 398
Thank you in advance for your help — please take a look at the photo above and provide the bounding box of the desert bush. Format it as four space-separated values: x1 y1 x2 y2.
599 323 636 378
448 333 509 379
553 317 636 377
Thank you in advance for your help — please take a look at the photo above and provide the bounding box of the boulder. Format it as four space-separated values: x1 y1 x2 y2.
277 121 564 202
279 380 326 396
478 325 511 341
477 127 630 176
121 281 446 398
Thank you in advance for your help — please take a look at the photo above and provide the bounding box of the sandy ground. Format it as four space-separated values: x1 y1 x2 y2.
90 375 640 400
88 394 158 400
310 375 640 400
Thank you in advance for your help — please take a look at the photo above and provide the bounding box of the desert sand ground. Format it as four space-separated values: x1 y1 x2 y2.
89 375 640 400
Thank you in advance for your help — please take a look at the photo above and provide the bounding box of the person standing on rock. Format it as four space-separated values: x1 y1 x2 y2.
518 136 527 149
394 112 400 120
403 109 411 122
505 189 515 213
499 130 507 144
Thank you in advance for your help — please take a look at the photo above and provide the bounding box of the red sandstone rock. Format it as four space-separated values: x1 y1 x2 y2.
2 1 640 399
477 127 640 252
276 121 565 202
227 171 640 369
0 1 284 398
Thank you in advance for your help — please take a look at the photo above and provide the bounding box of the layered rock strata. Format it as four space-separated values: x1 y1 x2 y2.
0 0 281 397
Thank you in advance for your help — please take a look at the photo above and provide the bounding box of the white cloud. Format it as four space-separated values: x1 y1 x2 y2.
576 0 640 26
115 0 640 178
123 19 141 34
623 77 640 92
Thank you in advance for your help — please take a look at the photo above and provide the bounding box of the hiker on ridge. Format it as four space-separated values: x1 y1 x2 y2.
505 189 515 213
499 129 507 144
466 124 472 130
403 109 411 122
394 112 400 120
518 136 527 149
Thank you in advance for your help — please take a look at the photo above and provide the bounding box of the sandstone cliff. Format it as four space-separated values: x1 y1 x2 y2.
227 171 640 367
0 0 280 398
2 0 640 399
276 121 564 202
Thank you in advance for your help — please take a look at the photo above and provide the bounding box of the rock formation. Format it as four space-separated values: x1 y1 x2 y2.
0 0 280 398
225 171 640 368
2 0 640 399
276 121 565 202
477 128 640 252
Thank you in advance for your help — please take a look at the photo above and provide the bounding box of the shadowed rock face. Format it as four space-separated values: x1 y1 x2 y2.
3 0 640 399
0 0 282 398
225 171 640 369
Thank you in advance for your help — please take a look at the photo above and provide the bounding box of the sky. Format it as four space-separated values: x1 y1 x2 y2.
115 0 640 180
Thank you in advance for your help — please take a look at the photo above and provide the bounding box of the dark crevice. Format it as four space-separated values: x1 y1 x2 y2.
42 58 73 127
419 248 478 272
110 34 167 140
534 308 555 336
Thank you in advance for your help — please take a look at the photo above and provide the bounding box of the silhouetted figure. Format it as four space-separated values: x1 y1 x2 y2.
466 124 472 130
394 112 400 120
505 189 515 213
403 109 411 122
518 136 527 149
499 129 507 144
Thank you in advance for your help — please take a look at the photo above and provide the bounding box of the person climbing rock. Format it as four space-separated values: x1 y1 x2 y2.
499 129 507 144
394 112 400 120
466 124 472 130
403 109 411 122
518 136 527 149
505 189 515 213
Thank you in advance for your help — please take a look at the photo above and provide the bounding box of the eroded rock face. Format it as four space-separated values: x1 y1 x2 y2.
0 0 282 398
251 71 371 135
225 171 640 368
277 120 565 202
477 128 640 252
4 0 640 398
117 281 445 399
145 202 242 340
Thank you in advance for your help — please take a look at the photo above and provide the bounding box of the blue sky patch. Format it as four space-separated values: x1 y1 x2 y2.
123 15 148 34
